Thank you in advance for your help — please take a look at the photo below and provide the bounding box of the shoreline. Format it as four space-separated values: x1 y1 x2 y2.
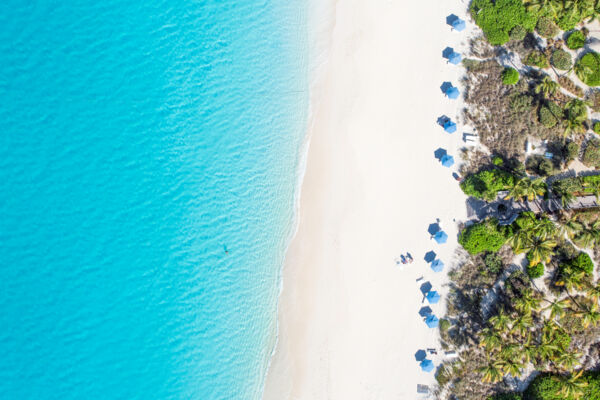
264 1 472 398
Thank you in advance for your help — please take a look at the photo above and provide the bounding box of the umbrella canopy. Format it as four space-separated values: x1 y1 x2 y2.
452 18 466 31
431 259 445 272
425 315 439 328
441 155 454 167
426 290 441 304
445 86 460 99
443 120 456 133
434 231 448 244
420 359 435 372
448 51 462 65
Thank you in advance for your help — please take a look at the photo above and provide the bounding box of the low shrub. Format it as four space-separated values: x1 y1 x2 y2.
526 155 554 176
558 76 585 98
594 122 600 134
492 156 504 166
571 251 594 275
527 262 544 278
439 318 451 333
576 52 600 86
565 141 580 164
551 49 572 70
488 394 522 400
525 50 549 69
536 17 559 38
484 252 503 273
459 219 507 255
502 67 519 85
582 138 600 168
510 25 527 41
510 93 533 112
567 30 586 50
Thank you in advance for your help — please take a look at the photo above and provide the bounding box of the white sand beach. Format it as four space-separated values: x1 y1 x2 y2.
264 1 473 398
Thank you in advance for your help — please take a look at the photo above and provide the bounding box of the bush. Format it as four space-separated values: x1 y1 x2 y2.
510 93 533 112
470 0 537 46
484 253 503 273
460 169 516 200
567 30 586 50
525 50 549 69
492 156 504 166
565 141 579 164
459 219 507 255
576 52 600 86
510 25 527 41
439 318 451 333
582 138 600 168
594 122 600 134
536 17 559 38
526 155 554 176
502 67 520 85
527 262 544 278
551 49 572 70
539 105 559 128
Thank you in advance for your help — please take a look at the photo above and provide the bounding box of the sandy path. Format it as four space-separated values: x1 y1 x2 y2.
263 1 472 398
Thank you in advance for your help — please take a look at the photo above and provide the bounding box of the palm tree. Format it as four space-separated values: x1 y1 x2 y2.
544 297 570 319
574 222 600 248
553 370 588 400
563 118 585 137
535 76 560 99
479 328 502 351
479 361 503 383
555 266 587 292
505 177 546 201
557 351 582 372
515 290 542 315
489 309 512 333
528 237 557 265
495 358 524 377
511 313 534 336
563 216 583 239
586 284 600 302
575 62 594 84
534 218 558 240
578 304 600 328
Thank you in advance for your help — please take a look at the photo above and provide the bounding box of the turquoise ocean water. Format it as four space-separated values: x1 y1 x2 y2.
0 1 307 399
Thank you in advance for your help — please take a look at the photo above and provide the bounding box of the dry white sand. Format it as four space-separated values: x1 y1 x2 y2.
263 1 474 398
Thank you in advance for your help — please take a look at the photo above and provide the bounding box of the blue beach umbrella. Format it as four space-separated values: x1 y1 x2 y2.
448 51 462 65
441 155 455 167
452 18 466 32
443 120 457 133
425 315 439 328
445 86 460 99
430 259 445 272
420 359 435 372
426 290 441 304
434 231 448 244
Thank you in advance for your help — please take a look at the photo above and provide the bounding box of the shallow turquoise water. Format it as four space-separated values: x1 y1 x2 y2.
0 1 307 399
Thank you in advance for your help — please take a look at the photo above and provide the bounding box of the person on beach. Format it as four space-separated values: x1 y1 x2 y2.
401 255 407 264
407 253 413 263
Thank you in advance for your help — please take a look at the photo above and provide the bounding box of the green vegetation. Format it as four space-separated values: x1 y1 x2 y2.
576 52 600 87
510 212 557 265
594 122 600 134
539 103 562 128
536 16 559 38
551 49 572 70
485 252 504 274
525 51 549 69
510 93 533 112
459 219 507 255
526 155 555 176
567 30 586 50
470 0 537 45
502 67 520 85
524 371 600 400
582 138 600 168
460 169 516 200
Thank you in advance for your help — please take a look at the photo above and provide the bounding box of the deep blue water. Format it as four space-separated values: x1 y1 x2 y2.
0 1 307 399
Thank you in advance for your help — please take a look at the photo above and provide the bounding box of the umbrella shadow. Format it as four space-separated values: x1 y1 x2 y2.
440 81 453 93
420 281 432 295
442 47 454 59
437 115 450 126
446 14 459 26
434 148 447 161
424 250 437 263
428 222 441 235
419 306 433 317
415 349 427 362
